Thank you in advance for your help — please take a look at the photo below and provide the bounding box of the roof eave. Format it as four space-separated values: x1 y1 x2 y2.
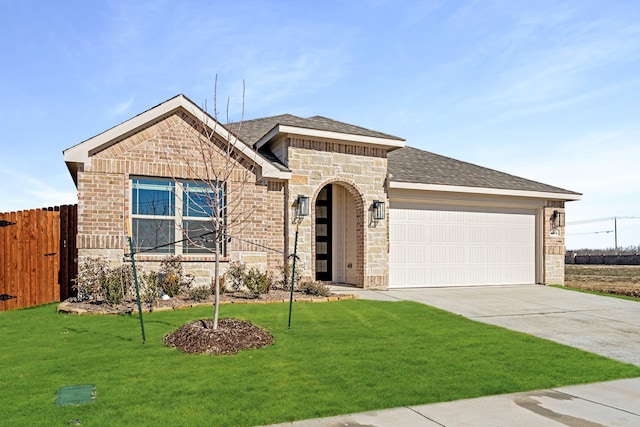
389 181 582 201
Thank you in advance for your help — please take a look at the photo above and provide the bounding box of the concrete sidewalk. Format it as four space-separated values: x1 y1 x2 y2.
265 378 640 426
260 285 640 426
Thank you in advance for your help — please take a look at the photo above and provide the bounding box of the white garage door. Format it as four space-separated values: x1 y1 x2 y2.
389 202 536 288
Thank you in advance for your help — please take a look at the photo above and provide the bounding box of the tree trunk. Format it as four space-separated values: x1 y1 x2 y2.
213 225 220 330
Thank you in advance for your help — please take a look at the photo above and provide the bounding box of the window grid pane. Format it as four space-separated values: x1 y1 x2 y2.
183 182 223 218
132 179 175 216
182 220 221 254
132 218 175 253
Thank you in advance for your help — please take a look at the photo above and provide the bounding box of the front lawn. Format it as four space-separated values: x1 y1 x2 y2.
2 300 639 426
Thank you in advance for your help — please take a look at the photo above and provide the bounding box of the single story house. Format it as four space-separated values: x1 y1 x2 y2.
63 94 581 289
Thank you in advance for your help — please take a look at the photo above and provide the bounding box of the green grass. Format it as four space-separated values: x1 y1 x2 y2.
2 300 640 426
553 284 640 301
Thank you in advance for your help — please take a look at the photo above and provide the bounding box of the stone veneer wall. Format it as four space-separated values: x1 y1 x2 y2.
543 201 566 285
76 111 286 286
286 138 390 289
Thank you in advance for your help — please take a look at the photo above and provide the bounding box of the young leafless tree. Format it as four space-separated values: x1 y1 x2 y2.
164 78 259 329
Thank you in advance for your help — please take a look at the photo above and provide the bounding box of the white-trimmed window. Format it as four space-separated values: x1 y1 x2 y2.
131 178 224 254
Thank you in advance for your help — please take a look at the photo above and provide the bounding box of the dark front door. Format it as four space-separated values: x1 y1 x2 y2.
315 185 332 281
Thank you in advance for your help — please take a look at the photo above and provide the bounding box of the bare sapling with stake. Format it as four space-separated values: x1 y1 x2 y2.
163 78 258 330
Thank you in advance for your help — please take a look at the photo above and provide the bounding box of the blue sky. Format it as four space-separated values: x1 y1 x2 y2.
1 0 639 249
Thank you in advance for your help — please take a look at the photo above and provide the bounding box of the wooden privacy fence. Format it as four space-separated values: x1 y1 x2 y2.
0 205 77 311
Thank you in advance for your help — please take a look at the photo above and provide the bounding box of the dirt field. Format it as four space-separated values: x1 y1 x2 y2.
565 265 640 298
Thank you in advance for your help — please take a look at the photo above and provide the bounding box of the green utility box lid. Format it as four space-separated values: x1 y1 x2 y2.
55 384 96 406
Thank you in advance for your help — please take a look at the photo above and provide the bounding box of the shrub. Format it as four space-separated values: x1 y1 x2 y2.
75 259 135 305
224 261 247 291
141 271 160 305
275 261 303 291
116 264 134 297
161 271 182 297
158 255 193 297
74 257 109 301
244 268 271 297
297 280 331 297
188 286 212 302
102 272 124 305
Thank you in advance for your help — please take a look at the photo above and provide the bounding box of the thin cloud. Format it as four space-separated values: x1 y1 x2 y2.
108 96 135 117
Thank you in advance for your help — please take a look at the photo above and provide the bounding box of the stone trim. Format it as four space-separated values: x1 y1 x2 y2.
57 294 360 315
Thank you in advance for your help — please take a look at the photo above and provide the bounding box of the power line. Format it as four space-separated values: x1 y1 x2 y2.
567 230 613 236
567 216 640 225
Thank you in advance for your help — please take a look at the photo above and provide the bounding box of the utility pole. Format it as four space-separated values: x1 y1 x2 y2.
614 217 618 255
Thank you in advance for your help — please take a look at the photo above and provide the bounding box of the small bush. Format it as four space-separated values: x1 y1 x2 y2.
158 255 193 297
74 257 109 301
244 268 271 297
188 286 212 302
116 264 134 297
102 267 129 305
161 271 183 297
297 280 331 297
275 262 303 291
141 271 160 305
224 262 246 291
75 259 135 305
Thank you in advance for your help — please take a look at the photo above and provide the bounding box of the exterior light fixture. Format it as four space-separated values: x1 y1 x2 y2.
551 210 565 228
372 200 385 220
293 195 309 223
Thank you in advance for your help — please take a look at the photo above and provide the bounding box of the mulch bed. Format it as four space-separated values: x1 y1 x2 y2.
163 318 274 355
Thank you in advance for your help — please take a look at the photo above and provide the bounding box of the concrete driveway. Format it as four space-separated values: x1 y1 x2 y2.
336 284 640 366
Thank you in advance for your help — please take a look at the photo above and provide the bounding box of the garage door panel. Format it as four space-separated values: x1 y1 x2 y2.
389 203 536 288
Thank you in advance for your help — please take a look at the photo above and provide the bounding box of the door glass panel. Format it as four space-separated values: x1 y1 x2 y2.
316 206 328 219
316 260 328 273
316 224 327 236
317 242 327 254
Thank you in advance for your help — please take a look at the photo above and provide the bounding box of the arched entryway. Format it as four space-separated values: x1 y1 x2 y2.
314 182 363 285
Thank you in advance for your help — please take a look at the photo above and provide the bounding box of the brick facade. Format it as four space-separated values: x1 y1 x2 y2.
76 111 285 286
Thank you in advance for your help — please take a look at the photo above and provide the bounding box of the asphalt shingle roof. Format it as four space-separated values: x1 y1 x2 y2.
231 111 578 196
232 114 404 145
388 146 580 195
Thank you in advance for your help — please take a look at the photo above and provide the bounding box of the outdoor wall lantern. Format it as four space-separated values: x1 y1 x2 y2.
372 200 385 221
293 195 310 222
551 210 565 228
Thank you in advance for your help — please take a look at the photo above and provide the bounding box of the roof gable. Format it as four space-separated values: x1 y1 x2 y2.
63 95 290 183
